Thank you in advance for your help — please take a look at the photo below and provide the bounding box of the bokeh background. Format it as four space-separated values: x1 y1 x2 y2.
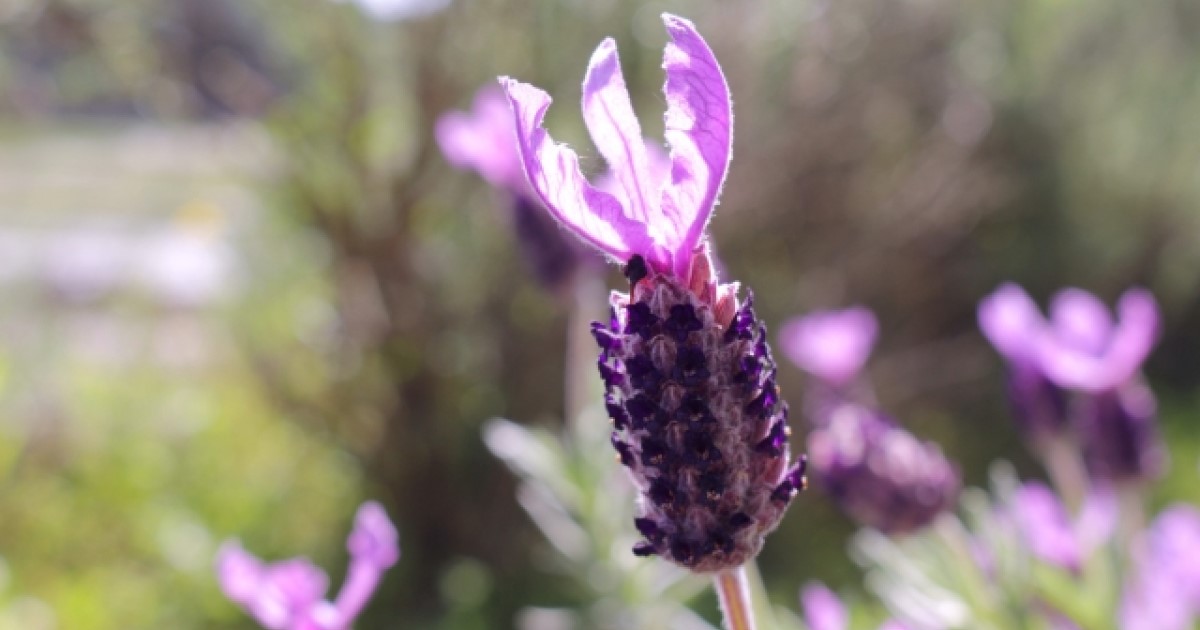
2 0 1199 627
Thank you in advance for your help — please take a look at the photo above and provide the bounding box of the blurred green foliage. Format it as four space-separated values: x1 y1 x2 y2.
1 0 1199 627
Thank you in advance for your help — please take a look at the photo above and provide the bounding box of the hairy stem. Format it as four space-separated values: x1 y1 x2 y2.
714 566 757 630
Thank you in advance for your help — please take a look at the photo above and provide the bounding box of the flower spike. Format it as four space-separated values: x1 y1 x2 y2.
501 15 800 573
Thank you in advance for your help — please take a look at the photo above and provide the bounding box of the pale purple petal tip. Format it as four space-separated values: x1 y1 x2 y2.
499 76 659 266
216 541 265 605
801 582 848 630
1011 482 1080 569
436 87 527 193
660 13 733 277
347 501 400 568
978 283 1044 364
780 307 878 385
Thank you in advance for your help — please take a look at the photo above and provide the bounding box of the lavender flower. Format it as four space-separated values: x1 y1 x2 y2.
980 284 1164 482
437 87 590 291
1041 288 1164 481
500 14 803 572
216 501 399 630
807 404 959 534
1009 481 1115 571
801 582 907 630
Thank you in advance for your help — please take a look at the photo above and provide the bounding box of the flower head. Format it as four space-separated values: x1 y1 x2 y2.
505 15 803 572
216 501 399 630
780 307 878 387
808 404 959 534
500 13 732 280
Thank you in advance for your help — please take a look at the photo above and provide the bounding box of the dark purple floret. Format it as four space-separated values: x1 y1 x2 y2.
624 254 649 288
756 420 789 456
724 295 758 343
634 517 661 539
605 395 629 430
1006 366 1070 439
591 322 618 352
597 363 623 392
665 304 704 342
625 303 658 339
632 542 657 557
1079 384 1164 483
591 265 804 572
611 434 635 467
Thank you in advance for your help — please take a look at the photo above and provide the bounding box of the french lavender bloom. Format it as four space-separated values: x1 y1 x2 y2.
801 582 907 630
437 87 591 292
981 284 1165 482
1039 288 1165 482
500 14 804 572
808 404 959 535
216 501 399 630
1009 481 1116 571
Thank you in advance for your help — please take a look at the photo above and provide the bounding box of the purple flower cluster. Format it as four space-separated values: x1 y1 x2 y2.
781 307 959 535
500 14 804 572
216 502 399 630
978 284 1164 483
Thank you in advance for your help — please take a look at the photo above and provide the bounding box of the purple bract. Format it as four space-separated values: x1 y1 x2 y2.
500 13 731 280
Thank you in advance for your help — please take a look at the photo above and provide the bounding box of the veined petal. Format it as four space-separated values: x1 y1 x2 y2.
582 39 655 226
500 77 660 265
660 13 733 277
